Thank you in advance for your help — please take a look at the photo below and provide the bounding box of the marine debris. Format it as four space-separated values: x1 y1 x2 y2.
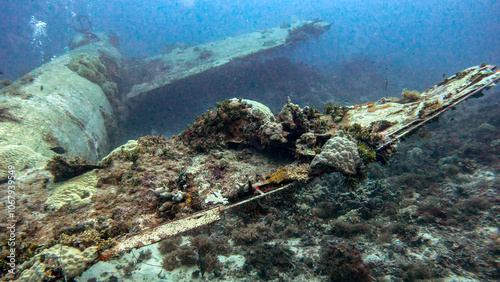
0 17 498 280
341 64 500 150
108 64 500 255
5 63 499 282
45 156 101 183
127 20 331 99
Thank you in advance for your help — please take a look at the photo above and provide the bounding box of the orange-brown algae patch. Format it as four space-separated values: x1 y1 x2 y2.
134 241 146 248
98 250 116 262
353 102 375 110
368 103 392 113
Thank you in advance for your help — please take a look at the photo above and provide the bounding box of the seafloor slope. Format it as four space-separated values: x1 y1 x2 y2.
78 92 499 282
2 65 499 281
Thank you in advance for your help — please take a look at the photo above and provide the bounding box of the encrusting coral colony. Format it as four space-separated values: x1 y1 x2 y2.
0 19 499 281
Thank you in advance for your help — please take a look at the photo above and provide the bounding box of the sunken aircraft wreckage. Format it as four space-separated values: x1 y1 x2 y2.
0 19 499 280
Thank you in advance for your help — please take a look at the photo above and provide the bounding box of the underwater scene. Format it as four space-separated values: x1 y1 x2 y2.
0 0 499 281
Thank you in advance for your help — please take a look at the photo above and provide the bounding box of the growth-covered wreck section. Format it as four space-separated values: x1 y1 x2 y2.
126 20 331 99
0 20 332 186
0 33 127 185
4 64 499 280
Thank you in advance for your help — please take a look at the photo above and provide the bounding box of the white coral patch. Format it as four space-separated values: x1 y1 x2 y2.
204 190 229 205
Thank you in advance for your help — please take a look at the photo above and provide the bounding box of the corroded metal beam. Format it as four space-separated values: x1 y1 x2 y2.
111 183 292 254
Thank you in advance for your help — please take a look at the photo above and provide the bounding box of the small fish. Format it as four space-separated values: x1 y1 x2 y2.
40 85 43 91
442 73 446 78
50 146 66 154
0 70 3 75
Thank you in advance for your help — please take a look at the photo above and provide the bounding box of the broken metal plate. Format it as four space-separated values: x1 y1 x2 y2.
112 184 292 254
339 64 500 150
126 20 331 99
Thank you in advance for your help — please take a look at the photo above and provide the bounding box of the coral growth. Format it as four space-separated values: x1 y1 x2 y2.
16 244 98 281
8 85 500 281
0 79 12 86
316 243 371 281
66 53 122 117
263 164 310 185
324 102 349 122
59 229 116 251
399 88 422 103
160 234 231 277
398 88 422 103
244 243 295 280
310 136 361 175
67 53 109 86
179 98 268 152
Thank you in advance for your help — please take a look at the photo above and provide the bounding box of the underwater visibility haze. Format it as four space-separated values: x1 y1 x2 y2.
0 0 499 281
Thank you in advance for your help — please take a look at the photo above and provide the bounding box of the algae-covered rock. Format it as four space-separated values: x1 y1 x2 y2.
98 139 140 167
45 156 101 182
180 98 274 151
261 121 287 144
295 132 329 158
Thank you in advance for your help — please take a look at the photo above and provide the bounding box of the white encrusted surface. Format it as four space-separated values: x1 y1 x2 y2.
114 207 222 253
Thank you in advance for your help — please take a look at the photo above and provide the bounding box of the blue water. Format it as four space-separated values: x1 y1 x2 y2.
1 0 498 90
